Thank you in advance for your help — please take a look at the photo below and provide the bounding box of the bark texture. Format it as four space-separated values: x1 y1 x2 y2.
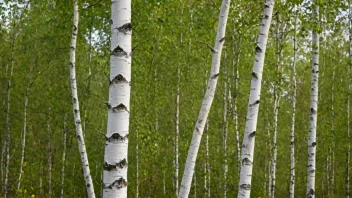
306 2 319 197
103 0 132 197
68 1 96 197
237 1 275 197
178 0 230 197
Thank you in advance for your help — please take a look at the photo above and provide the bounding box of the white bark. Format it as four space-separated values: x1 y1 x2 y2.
60 115 67 198
205 120 210 198
178 1 230 197
222 77 228 198
237 1 274 198
16 69 31 195
234 54 241 178
4 33 15 198
47 119 52 196
68 1 96 197
347 4 352 197
289 8 298 198
103 0 132 197
136 129 139 198
306 2 319 197
175 63 180 197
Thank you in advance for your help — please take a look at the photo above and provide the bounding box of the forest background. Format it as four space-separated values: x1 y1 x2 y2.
0 0 351 197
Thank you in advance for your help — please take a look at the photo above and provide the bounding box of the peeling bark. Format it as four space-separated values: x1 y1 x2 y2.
104 0 132 197
68 1 96 197
178 1 231 197
237 1 274 198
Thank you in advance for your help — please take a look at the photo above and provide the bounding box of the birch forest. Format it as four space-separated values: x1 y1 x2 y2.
1 0 352 197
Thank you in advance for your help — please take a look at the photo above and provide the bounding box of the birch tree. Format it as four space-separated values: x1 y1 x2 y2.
306 1 319 197
237 1 275 197
289 7 298 198
178 0 231 197
68 0 96 197
103 0 132 197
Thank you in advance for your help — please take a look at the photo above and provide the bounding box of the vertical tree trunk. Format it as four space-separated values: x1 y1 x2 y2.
1 63 8 192
47 119 52 196
175 63 180 197
306 1 319 197
347 3 352 197
60 115 67 198
178 1 230 197
16 68 31 195
289 8 298 198
222 74 228 198
234 52 241 178
237 1 275 198
136 129 139 198
68 1 96 197
103 0 132 197
4 32 15 198
205 119 210 198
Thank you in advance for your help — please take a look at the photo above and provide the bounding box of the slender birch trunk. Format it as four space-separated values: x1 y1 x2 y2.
175 63 180 197
4 31 15 198
60 115 67 198
289 8 298 198
237 1 274 198
270 93 280 198
205 119 210 198
136 129 139 198
68 1 96 197
306 1 319 197
47 119 52 196
178 1 230 197
1 63 8 190
347 3 352 197
103 0 132 197
234 53 241 178
222 74 228 198
16 68 31 195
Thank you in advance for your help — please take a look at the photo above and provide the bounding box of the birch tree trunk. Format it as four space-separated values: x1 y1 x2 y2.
237 1 274 197
234 52 241 178
103 0 132 197
347 3 352 197
60 115 67 198
3 31 15 198
289 8 298 198
178 0 230 197
68 1 96 197
222 75 228 198
175 63 180 197
16 68 31 195
136 129 139 198
47 119 52 196
306 1 319 197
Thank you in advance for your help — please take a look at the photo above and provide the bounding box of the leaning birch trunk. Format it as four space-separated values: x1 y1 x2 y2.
289 8 298 198
103 0 132 197
16 71 31 195
178 0 231 197
60 115 67 198
306 1 319 197
68 1 96 197
175 63 180 197
237 1 275 197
